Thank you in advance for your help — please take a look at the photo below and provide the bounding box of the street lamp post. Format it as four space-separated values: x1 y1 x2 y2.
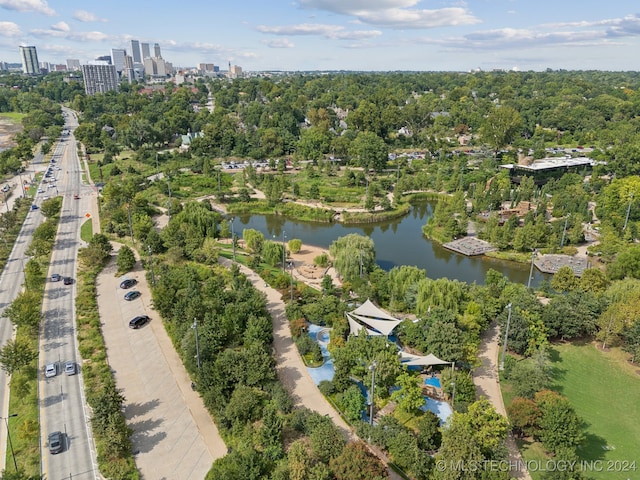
2 413 18 471
230 216 236 261
369 361 377 425
282 230 287 275
192 319 201 370
527 249 536 289
290 261 294 302
560 214 570 248
500 303 512 370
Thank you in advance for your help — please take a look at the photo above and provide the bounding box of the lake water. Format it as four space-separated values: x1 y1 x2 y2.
232 201 548 286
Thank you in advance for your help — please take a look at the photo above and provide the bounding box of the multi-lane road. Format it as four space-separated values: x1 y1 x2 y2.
39 108 98 480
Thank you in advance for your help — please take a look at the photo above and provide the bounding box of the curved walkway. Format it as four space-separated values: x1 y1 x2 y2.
473 321 532 480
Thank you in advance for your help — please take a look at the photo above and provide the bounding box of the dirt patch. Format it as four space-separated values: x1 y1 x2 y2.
0 117 22 151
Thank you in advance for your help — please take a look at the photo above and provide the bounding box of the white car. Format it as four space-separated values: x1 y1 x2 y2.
45 363 57 378
37 188 44 193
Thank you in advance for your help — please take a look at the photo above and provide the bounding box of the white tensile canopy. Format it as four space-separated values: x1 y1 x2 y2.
347 299 402 336
399 351 450 366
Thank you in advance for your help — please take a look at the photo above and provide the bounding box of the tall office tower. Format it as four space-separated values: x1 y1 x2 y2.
66 59 81 71
153 43 162 58
141 42 150 59
129 39 141 63
81 63 119 95
111 48 126 74
19 45 40 75
96 55 112 64
143 57 157 75
229 65 243 79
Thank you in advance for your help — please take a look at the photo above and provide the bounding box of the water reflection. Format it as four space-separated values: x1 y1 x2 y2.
234 201 548 286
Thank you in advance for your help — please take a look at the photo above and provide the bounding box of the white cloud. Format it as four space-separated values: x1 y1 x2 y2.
0 21 20 36
299 0 480 29
257 23 381 40
51 21 70 32
0 0 54 16
30 27 112 43
264 38 295 48
73 10 106 23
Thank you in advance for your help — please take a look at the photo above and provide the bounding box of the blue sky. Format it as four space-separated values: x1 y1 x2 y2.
1 0 640 72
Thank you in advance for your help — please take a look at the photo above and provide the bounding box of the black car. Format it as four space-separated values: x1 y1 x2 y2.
63 277 73 285
48 431 63 454
124 290 141 301
120 278 137 289
129 315 150 329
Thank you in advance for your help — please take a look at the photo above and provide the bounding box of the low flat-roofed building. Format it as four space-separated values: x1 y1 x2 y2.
500 156 604 185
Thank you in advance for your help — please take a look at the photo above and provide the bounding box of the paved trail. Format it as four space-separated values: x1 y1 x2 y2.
473 321 532 480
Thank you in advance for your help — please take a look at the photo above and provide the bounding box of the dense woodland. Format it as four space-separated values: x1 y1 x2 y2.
2 70 640 479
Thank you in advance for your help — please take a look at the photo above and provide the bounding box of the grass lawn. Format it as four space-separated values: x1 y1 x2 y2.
518 342 640 480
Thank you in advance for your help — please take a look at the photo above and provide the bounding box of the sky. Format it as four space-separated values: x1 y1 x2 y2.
1 0 640 72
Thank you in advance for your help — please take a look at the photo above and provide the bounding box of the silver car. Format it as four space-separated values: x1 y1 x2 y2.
45 363 57 378
64 361 76 375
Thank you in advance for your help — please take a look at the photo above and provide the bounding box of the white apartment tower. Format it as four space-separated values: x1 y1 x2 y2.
81 63 119 95
153 43 162 58
66 59 81 71
19 46 40 75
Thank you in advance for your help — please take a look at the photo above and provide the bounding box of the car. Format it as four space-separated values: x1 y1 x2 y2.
124 290 141 301
73 194 80 200
44 362 57 378
64 361 76 375
63 277 73 285
129 315 150 329
120 278 137 289
31 204 39 211
37 188 44 193
48 431 63 454
51 273 61 282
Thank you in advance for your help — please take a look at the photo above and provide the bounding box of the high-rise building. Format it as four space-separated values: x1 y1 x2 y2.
81 63 119 95
66 59 81 71
141 42 151 59
153 43 162 58
111 48 126 74
129 39 141 64
229 64 243 79
96 55 112 64
19 46 39 75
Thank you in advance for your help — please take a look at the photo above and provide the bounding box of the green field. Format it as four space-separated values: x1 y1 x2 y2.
519 342 640 480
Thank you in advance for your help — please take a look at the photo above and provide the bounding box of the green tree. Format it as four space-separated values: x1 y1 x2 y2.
415 411 442 451
480 105 523 155
534 390 585 453
116 245 136 274
243 228 264 254
507 397 541 438
329 441 388 480
336 385 366 422
349 131 388 172
0 338 38 375
288 238 302 254
2 291 42 329
550 266 579 292
310 418 346 463
390 372 424 414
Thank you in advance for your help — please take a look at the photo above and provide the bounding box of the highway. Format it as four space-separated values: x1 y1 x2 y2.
39 108 98 480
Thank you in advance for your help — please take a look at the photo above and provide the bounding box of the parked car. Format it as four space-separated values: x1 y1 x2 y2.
31 204 39 211
73 194 80 200
63 277 73 285
64 361 76 375
48 431 63 454
124 290 141 301
129 315 150 329
120 278 137 289
51 273 61 282
44 362 57 378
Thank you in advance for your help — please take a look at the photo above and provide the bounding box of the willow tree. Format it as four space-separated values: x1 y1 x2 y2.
329 233 375 283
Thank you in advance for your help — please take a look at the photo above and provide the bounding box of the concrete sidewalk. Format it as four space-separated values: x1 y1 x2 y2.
473 321 532 480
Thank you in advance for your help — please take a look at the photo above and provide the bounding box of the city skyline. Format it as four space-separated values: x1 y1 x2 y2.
1 1 640 72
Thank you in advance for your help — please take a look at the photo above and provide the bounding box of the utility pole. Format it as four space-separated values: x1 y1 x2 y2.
369 361 377 425
500 303 512 370
527 249 536 289
2 413 17 471
192 319 201 370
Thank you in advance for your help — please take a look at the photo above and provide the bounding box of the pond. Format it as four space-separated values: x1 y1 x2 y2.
232 200 548 286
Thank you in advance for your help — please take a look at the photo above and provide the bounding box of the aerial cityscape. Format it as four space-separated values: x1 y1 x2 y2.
0 1 639 71
1 2 640 480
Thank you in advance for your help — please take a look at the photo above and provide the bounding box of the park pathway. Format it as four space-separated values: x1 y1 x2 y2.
473 321 532 480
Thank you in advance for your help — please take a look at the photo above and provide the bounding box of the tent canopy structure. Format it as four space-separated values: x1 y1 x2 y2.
347 299 401 336
399 351 450 366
